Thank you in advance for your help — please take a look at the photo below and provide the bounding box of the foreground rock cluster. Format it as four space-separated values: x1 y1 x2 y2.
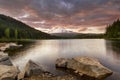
0 43 113 80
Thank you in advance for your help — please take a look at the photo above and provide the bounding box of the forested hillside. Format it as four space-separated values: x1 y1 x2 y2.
105 19 120 38
0 14 54 39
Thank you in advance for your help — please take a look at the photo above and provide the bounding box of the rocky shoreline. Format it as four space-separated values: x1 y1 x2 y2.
0 43 113 80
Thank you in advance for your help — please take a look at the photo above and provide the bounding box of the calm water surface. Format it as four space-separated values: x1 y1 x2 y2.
10 39 120 80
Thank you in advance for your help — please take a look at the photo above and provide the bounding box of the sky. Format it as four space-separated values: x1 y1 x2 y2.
0 0 120 33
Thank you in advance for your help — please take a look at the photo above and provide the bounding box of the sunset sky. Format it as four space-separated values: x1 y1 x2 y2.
0 0 120 33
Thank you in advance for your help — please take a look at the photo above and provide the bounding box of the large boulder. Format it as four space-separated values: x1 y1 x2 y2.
0 65 19 80
18 60 46 80
56 56 113 80
0 53 13 66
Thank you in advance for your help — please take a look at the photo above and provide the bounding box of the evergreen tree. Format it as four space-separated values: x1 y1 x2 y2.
105 19 120 38
15 29 18 39
5 28 10 38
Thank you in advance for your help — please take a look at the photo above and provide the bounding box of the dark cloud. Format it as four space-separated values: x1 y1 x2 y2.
0 0 31 16
0 0 120 32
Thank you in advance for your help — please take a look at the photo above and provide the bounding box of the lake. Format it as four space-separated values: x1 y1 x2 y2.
9 39 120 80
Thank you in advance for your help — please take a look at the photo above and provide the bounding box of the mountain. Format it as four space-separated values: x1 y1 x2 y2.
0 14 54 39
49 27 74 33
50 27 78 38
49 27 103 38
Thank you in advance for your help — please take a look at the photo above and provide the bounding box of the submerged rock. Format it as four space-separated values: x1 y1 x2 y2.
56 56 113 80
25 74 76 80
0 65 19 80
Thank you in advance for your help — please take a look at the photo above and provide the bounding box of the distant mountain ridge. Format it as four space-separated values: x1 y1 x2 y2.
0 14 54 39
51 33 103 38
51 33 78 38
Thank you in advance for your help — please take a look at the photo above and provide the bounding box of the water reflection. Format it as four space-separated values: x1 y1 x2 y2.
106 40 120 58
10 39 120 79
105 40 120 80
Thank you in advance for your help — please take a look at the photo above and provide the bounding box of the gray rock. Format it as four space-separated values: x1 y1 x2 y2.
0 43 22 52
0 43 7 51
56 56 113 80
18 60 45 80
25 60 45 76
0 65 19 80
5 44 22 52
56 58 67 68
0 53 13 66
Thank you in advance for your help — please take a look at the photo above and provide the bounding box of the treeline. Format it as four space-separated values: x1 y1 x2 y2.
76 34 104 39
105 19 120 38
0 14 55 39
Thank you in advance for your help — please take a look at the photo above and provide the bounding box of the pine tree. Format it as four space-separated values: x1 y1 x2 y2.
5 28 10 38
15 29 18 39
105 19 120 38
